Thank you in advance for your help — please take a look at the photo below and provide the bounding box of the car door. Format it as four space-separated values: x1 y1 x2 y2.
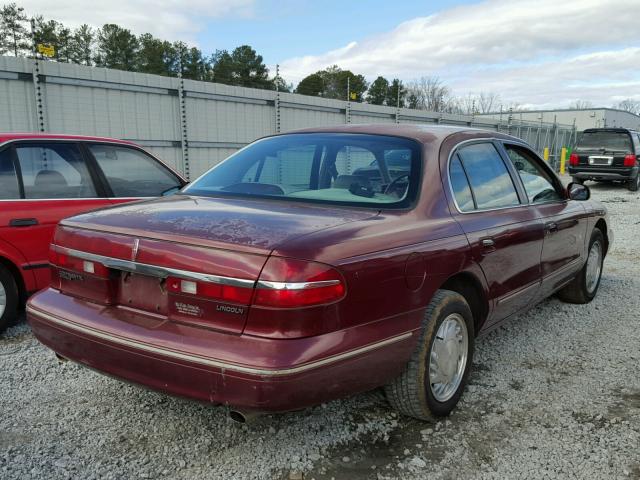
1 141 110 291
447 141 544 325
85 143 185 203
500 142 588 299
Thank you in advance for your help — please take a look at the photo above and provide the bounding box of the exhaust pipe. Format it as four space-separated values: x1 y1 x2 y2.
55 353 68 363
228 409 261 424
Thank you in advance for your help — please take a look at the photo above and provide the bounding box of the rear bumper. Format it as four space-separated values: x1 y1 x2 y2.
27 289 417 412
569 166 638 181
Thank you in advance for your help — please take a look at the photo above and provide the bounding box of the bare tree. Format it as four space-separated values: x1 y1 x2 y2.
477 92 501 113
615 99 640 115
406 76 455 113
568 100 594 110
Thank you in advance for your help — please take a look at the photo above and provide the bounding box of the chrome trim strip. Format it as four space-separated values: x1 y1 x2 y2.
27 305 413 376
54 245 256 289
54 245 341 291
542 257 582 282
255 279 341 290
496 280 540 305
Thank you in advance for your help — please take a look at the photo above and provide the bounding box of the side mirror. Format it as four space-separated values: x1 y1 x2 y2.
514 161 525 171
567 182 590 201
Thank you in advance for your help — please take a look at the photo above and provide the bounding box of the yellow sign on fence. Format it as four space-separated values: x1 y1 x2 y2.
37 44 55 58
349 92 357 100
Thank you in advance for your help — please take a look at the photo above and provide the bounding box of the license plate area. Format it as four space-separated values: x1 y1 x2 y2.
588 156 613 166
118 273 168 314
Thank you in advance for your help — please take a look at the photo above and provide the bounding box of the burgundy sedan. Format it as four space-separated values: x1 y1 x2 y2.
27 125 611 422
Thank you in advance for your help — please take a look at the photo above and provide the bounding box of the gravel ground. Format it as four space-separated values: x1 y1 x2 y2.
1 180 639 480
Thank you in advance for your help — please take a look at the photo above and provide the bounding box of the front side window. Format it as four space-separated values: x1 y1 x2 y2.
15 143 97 199
185 134 421 208
0 148 19 199
89 145 182 197
456 143 520 210
505 145 562 204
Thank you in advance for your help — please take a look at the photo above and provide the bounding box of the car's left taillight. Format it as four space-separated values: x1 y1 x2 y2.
569 153 579 166
49 245 116 304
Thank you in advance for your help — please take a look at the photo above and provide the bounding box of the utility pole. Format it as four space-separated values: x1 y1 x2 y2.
346 76 351 124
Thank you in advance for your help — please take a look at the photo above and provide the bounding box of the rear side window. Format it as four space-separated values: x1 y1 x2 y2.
577 131 632 152
449 154 474 212
456 143 520 210
88 145 181 197
15 143 97 199
0 148 19 199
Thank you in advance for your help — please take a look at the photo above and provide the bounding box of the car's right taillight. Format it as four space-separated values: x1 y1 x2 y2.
623 154 637 167
253 257 346 308
569 153 579 166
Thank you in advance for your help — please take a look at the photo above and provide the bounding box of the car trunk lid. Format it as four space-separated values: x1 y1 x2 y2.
51 195 377 334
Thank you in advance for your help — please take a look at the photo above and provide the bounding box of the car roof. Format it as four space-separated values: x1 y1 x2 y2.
283 123 518 145
0 132 137 146
582 128 637 134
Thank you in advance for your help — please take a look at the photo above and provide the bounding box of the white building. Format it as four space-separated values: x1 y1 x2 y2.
479 108 640 132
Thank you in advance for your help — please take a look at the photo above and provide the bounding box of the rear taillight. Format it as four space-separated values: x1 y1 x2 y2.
253 257 345 308
569 153 579 166
166 276 254 304
49 246 109 280
624 154 637 167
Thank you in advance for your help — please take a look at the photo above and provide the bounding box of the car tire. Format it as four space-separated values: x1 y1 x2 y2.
385 289 474 420
557 228 604 304
628 175 639 192
0 265 19 333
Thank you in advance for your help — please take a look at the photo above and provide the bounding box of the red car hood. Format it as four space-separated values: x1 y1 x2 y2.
61 195 379 254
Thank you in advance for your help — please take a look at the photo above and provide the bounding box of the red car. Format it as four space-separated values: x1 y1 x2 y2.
27 125 611 422
0 133 185 331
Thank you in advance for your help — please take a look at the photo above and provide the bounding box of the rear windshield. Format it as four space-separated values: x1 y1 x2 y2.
576 131 632 152
185 133 421 208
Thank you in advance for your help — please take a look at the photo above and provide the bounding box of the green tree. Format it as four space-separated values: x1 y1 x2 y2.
70 24 94 66
273 75 291 93
138 33 174 76
295 72 324 96
386 78 406 108
320 66 367 101
32 16 58 51
173 41 208 80
0 3 29 56
211 49 235 84
230 45 271 88
95 24 139 71
367 76 389 105
56 26 72 62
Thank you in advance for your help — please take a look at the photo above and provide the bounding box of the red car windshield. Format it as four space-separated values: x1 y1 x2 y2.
185 133 421 209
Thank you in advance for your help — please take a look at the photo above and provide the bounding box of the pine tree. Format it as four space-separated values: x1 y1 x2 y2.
0 3 29 57
385 78 406 108
95 24 139 71
70 24 94 66
367 76 389 105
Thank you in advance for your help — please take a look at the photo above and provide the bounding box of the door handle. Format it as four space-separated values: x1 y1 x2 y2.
9 218 39 227
545 221 558 234
481 238 496 254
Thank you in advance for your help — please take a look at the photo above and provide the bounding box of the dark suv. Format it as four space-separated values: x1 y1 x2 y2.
569 128 640 191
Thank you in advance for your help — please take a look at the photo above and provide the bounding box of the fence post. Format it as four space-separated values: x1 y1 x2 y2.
30 19 47 132
274 64 281 133
560 147 567 175
177 70 190 180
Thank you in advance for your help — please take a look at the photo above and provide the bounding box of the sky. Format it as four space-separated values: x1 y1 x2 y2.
17 0 640 110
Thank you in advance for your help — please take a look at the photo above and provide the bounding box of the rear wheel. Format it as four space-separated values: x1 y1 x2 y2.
385 290 474 420
557 229 604 304
0 265 19 333
628 175 639 192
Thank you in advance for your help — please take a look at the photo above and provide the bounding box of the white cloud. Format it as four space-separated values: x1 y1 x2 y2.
18 0 255 43
280 0 640 108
